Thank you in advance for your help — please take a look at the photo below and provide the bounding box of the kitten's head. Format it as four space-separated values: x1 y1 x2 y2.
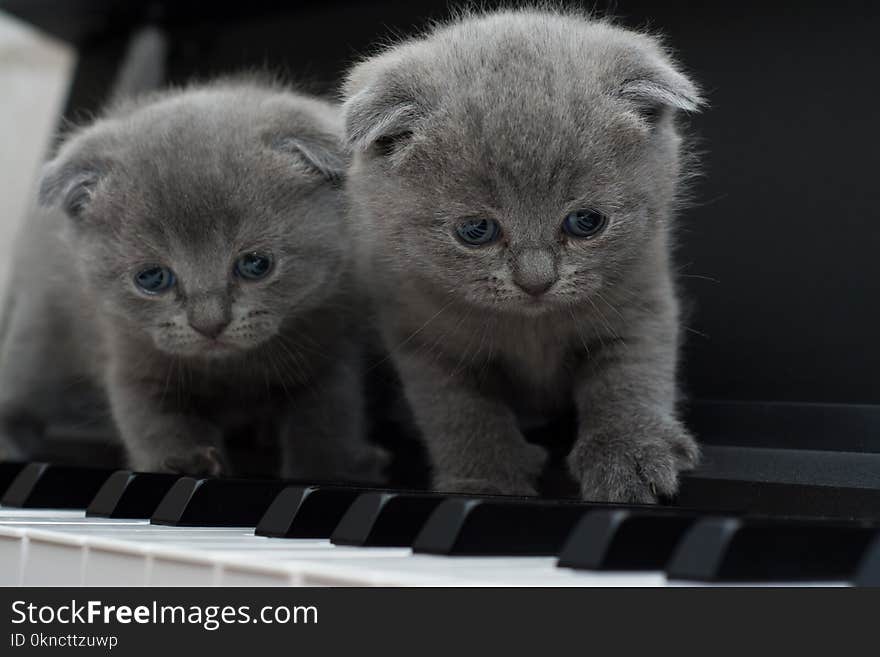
40 82 348 358
342 9 703 315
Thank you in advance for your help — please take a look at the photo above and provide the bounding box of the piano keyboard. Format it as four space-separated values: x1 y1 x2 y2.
2 459 880 587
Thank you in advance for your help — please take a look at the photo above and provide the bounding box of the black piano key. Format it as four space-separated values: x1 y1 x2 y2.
413 498 600 556
86 471 180 518
255 486 364 538
1 463 115 508
0 462 27 497
854 535 880 586
331 492 446 547
676 474 880 520
666 517 879 582
558 509 702 571
151 477 288 527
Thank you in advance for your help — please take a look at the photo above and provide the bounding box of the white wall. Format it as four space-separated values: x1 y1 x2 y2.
0 11 74 294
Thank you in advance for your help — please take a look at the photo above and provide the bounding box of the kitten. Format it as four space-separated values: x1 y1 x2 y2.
341 9 703 502
0 79 386 481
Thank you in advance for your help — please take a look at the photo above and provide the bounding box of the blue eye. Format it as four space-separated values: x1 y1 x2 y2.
235 252 273 280
134 266 175 294
456 218 500 246
562 209 608 238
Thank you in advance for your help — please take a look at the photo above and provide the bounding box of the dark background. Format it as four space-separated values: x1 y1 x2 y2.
4 0 879 410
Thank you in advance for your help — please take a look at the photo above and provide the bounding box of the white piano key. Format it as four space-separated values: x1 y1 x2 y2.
21 529 86 586
0 526 25 586
0 507 86 521
148 552 219 587
270 555 668 587
84 541 149 587
219 563 296 587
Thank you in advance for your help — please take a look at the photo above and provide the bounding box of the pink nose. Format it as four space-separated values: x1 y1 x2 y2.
189 318 229 339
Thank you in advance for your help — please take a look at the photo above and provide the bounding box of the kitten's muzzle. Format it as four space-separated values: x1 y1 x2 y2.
512 248 558 297
187 294 232 339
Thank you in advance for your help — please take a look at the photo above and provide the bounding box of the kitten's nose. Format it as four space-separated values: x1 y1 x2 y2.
187 294 231 339
190 318 230 339
513 248 558 297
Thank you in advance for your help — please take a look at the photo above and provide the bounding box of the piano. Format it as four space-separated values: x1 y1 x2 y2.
2 449 880 587
2 1 879 587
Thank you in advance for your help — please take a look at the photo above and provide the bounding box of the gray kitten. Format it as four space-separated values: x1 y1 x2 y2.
0 79 385 481
342 9 703 502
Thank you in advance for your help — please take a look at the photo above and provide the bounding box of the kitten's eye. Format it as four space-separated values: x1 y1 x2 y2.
562 209 608 239
235 252 274 280
455 218 500 246
134 266 175 295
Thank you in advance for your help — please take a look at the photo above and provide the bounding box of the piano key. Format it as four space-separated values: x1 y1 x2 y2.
54 525 314 588
151 477 287 527
854 535 880 586
87 471 181 518
666 516 878 582
413 498 599 556
255 485 364 538
0 462 27 497
678 445 880 521
0 507 86 521
1 463 115 508
0 525 25 586
693 445 880 490
21 527 87 586
558 509 702 571
267 553 664 587
331 492 446 547
676 475 880 521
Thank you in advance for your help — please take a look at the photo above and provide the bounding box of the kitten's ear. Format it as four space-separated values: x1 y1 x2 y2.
342 88 420 154
342 59 424 156
38 155 108 220
270 134 347 183
619 54 704 124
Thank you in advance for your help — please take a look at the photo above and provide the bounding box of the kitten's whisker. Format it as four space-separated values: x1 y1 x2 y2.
678 273 720 283
567 303 592 359
271 338 310 390
366 296 456 372
450 307 480 378
265 344 293 399
682 324 710 339
594 290 626 324
585 296 615 346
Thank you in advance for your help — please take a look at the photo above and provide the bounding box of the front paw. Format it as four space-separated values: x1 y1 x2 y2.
162 445 228 477
569 417 699 503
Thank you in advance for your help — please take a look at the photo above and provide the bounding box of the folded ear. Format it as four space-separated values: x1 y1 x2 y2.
270 134 347 183
342 87 421 155
619 53 704 124
38 154 108 220
341 58 426 157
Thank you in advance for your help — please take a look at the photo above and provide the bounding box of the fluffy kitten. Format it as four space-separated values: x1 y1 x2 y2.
342 9 703 502
0 79 385 481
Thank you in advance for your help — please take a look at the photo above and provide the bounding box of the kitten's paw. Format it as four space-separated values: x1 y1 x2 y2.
162 445 228 477
570 418 699 503
433 477 539 497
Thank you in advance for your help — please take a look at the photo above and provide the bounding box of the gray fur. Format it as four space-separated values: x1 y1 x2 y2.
0 79 385 481
342 8 702 502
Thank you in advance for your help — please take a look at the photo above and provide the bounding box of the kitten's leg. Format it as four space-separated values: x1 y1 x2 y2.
106 364 227 476
279 356 387 484
568 331 699 504
395 350 546 496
